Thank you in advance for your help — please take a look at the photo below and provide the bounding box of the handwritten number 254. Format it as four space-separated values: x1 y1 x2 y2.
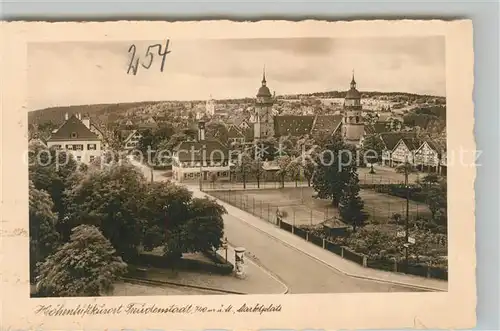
127 40 171 75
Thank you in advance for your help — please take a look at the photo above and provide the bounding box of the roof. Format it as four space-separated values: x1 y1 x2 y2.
274 115 315 137
227 125 244 139
423 139 447 153
345 88 361 99
257 85 272 97
399 137 420 151
379 132 417 151
311 115 343 136
243 127 254 141
122 129 140 143
174 139 229 162
48 115 99 141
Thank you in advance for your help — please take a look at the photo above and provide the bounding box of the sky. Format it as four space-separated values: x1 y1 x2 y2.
28 36 445 110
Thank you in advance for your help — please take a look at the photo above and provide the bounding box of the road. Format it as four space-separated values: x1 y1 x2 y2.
129 157 421 293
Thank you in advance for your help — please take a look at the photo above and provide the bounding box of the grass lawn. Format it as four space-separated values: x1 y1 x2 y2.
217 187 431 228
113 281 220 296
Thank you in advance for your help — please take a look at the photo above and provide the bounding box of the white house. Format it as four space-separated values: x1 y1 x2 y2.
414 140 447 175
172 121 230 182
46 113 102 164
390 138 418 166
122 129 143 151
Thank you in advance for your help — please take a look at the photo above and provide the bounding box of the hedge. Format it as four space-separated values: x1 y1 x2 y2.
293 226 307 240
342 247 364 265
280 220 293 233
367 258 395 272
325 241 343 256
308 233 324 248
360 183 428 203
131 252 233 275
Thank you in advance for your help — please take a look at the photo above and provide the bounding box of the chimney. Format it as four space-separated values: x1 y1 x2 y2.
65 112 69 121
198 120 206 141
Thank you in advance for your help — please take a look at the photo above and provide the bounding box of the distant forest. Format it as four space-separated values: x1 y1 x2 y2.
28 90 445 126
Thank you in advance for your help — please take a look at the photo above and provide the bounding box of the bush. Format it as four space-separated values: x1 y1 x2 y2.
131 252 233 275
360 183 428 203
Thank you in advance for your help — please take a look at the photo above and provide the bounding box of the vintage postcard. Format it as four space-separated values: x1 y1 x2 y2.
1 19 476 330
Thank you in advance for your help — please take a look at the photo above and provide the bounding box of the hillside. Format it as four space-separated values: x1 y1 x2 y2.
28 90 445 126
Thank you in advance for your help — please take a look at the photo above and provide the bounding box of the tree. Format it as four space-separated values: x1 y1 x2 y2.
140 183 226 261
29 181 60 282
339 173 368 232
206 121 229 144
36 225 127 297
312 135 356 207
234 151 253 189
250 145 265 188
276 155 292 188
286 159 302 187
63 163 147 259
361 134 385 173
421 173 440 188
29 142 78 219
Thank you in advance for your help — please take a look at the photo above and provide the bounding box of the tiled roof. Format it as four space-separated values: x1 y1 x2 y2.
227 125 244 138
400 137 420 151
174 139 229 162
425 139 447 153
311 115 343 136
274 115 315 137
48 115 99 141
379 132 416 151
243 127 254 141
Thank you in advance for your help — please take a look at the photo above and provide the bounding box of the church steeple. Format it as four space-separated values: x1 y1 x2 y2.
350 69 356 89
262 66 267 86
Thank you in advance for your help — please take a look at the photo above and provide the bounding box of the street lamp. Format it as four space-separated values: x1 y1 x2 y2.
221 237 228 262
404 155 410 271
199 144 206 191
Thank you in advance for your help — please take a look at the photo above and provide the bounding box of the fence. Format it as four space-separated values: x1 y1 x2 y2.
207 185 431 227
205 187 447 282
208 189 338 226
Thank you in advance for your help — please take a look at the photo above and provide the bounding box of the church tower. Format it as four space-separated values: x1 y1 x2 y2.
253 68 275 140
341 71 364 146
205 95 216 117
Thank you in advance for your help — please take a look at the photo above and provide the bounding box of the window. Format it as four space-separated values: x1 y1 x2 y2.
52 144 62 149
76 156 81 162
184 173 188 179
74 144 84 151
70 132 78 139
66 145 73 150
87 144 97 150
89 156 95 162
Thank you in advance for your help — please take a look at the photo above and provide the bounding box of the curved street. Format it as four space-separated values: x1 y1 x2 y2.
130 158 422 293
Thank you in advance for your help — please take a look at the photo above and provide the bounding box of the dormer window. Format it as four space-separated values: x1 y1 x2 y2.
70 132 78 139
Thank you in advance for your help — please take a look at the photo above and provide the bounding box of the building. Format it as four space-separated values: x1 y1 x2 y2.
341 72 365 147
122 129 143 151
46 113 102 163
378 132 417 167
172 121 230 182
248 70 365 147
206 95 216 117
413 139 447 175
251 68 276 140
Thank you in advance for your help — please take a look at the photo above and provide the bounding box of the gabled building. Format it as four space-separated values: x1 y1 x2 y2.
391 137 420 166
122 129 143 151
379 132 417 167
414 139 447 175
46 113 102 163
172 121 230 182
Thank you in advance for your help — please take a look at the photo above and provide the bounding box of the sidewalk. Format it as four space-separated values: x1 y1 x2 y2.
129 244 287 295
192 186 448 292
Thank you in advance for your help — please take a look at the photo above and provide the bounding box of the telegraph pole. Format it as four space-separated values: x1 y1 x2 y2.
404 155 410 271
